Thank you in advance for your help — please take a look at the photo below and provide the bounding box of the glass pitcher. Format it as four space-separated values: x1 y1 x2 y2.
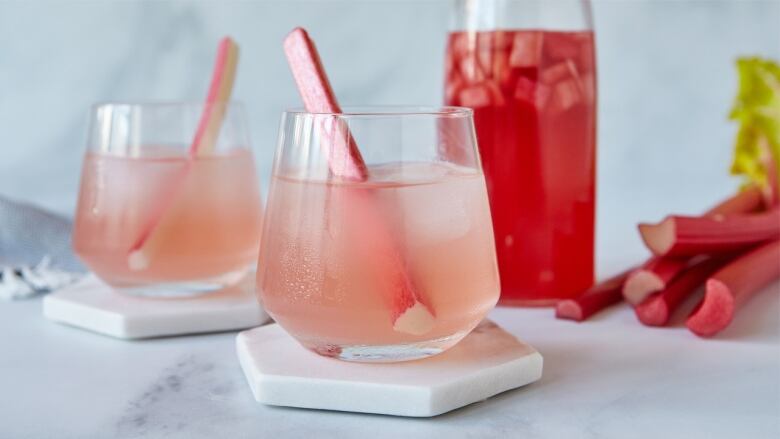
444 0 597 305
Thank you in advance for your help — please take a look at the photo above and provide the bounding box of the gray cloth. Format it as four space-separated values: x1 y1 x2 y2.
0 196 84 299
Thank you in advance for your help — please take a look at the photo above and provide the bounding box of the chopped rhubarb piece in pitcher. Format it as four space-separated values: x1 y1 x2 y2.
445 29 597 304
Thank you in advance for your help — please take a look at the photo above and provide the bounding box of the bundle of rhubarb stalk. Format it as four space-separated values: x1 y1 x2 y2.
556 57 780 338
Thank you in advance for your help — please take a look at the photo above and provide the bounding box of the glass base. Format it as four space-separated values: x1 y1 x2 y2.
108 268 250 298
304 329 471 363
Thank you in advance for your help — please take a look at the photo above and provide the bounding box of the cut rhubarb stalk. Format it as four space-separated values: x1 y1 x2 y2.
459 84 493 108
459 56 487 82
686 240 780 337
508 31 542 68
705 185 764 217
127 37 239 271
639 209 780 257
555 270 630 322
623 257 692 305
624 187 765 304
635 256 734 326
283 27 434 335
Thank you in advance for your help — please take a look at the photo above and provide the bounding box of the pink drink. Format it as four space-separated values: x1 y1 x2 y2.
73 147 262 290
445 30 596 304
257 162 499 354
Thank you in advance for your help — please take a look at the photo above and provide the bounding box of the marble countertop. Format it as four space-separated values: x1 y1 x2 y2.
2 280 777 438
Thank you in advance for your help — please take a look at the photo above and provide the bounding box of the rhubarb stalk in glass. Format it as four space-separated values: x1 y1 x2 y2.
282 27 435 335
127 37 239 270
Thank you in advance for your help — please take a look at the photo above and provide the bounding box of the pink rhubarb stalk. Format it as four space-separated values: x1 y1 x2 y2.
686 240 780 337
555 270 631 322
127 37 239 271
638 209 780 257
283 27 434 335
634 256 734 326
624 187 764 304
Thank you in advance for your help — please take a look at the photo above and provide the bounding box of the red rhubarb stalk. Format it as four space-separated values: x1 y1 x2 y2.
634 256 734 326
623 187 764 304
623 257 691 306
283 28 434 335
128 37 239 270
686 240 780 337
555 271 630 322
704 185 765 217
638 208 780 257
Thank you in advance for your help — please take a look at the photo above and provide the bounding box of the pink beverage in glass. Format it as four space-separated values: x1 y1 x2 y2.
257 108 499 362
73 148 262 289
444 29 596 305
73 103 263 296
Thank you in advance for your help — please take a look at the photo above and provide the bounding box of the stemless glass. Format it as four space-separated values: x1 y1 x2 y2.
73 102 263 297
257 107 499 362
445 0 597 305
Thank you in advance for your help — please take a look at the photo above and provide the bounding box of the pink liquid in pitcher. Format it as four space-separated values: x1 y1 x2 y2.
73 148 263 289
257 162 500 351
444 29 597 305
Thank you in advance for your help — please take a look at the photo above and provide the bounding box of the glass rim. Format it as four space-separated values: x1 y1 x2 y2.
90 101 246 111
283 105 473 117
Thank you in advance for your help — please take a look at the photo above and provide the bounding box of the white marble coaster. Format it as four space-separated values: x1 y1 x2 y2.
43 274 269 339
236 320 543 417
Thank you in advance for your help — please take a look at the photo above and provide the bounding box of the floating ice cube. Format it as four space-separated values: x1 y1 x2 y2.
399 172 473 246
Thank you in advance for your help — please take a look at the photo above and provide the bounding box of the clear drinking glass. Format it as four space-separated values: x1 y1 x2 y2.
445 0 597 305
73 102 263 297
257 107 500 362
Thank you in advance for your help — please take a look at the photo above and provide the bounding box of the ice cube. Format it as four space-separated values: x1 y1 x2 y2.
398 169 473 246
509 31 543 68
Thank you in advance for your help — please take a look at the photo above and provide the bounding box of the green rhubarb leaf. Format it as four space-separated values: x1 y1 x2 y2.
729 57 780 192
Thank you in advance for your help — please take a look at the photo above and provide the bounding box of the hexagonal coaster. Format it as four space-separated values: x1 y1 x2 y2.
43 274 269 339
236 320 543 417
